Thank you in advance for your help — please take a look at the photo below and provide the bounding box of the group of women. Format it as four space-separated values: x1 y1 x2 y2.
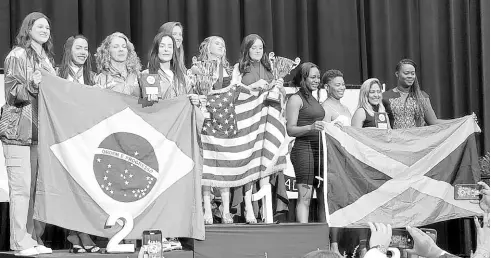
1 11 472 257
284 57 450 255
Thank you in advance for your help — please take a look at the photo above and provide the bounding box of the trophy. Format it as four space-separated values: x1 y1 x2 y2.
266 52 301 104
140 73 160 101
189 56 219 120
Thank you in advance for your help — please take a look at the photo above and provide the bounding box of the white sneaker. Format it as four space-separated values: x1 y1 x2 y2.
161 238 172 252
168 238 182 250
15 247 39 256
35 245 53 254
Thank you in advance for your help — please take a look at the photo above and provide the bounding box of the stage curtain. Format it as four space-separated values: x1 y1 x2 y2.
0 0 486 152
0 0 488 254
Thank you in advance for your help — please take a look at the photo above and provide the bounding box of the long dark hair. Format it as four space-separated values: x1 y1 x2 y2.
58 35 94 85
15 12 55 65
158 22 186 72
147 32 186 94
395 58 425 126
238 34 272 74
292 62 319 102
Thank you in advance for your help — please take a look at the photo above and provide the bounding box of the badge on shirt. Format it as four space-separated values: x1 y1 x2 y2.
140 74 161 98
374 112 389 129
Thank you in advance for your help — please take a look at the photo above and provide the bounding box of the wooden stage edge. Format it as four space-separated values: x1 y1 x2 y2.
0 223 330 258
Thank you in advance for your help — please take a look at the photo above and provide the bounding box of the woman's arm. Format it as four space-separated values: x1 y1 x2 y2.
351 108 366 128
321 103 333 123
286 95 321 137
423 98 446 125
4 49 37 106
230 63 242 86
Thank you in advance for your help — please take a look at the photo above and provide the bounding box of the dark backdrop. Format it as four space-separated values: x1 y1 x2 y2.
0 0 488 154
0 0 489 254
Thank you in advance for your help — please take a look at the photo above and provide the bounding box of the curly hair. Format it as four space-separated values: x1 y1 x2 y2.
292 62 320 102
321 69 343 86
197 36 229 69
15 12 55 65
58 35 94 85
321 69 343 97
95 32 141 74
238 34 272 74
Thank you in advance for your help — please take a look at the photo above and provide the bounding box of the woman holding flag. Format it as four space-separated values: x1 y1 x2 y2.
382 58 444 129
230 34 287 224
57 35 101 254
352 78 391 129
321 69 352 256
142 32 192 101
191 35 234 224
285 62 325 225
1 12 56 256
158 22 187 73
94 32 142 97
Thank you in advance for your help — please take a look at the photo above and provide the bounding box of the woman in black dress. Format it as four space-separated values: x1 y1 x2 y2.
285 62 325 223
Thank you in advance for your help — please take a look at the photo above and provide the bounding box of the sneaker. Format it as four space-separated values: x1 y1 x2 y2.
35 245 53 254
161 238 172 252
15 247 39 256
168 238 182 251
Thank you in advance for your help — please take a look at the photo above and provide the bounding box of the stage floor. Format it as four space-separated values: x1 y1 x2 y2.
0 249 193 258
0 222 330 258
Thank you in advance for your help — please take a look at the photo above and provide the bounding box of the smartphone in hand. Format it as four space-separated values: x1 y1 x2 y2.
454 184 481 200
142 230 162 258
390 228 414 249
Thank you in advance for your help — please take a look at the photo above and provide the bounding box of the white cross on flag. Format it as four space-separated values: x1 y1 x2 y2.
321 115 482 227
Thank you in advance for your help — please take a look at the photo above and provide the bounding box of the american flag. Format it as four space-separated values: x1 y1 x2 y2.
201 85 287 187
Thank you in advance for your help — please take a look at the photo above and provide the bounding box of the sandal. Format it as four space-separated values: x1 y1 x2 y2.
84 245 101 253
244 211 257 224
70 245 86 253
204 214 213 225
221 213 234 224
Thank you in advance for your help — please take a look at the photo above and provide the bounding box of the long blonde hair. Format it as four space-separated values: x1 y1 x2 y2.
358 78 386 116
197 36 230 69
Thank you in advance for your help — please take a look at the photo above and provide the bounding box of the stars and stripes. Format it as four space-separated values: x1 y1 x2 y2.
201 86 287 187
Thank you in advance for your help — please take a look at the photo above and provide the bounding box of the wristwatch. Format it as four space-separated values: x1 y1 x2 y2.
370 245 388 255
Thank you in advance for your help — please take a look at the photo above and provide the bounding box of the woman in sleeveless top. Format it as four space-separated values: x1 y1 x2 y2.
320 69 351 256
1 12 56 256
349 78 391 256
352 78 391 129
286 62 325 224
94 32 141 98
382 59 446 129
191 36 234 225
